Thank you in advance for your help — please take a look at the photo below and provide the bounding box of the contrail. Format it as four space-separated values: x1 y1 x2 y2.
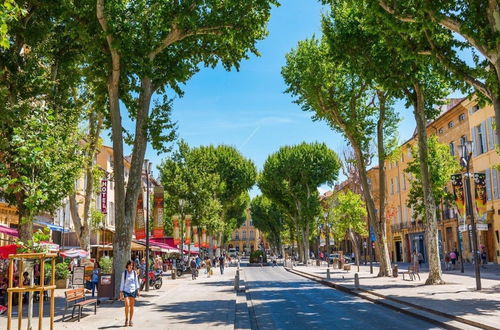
240 125 261 148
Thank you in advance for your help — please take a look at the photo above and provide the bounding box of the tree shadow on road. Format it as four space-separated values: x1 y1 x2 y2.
152 299 234 327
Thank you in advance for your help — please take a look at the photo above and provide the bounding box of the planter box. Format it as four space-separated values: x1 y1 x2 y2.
55 278 69 289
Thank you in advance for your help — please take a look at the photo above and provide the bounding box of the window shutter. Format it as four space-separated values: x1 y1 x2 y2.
493 169 499 200
487 117 494 151
471 127 478 156
486 169 492 201
480 122 487 153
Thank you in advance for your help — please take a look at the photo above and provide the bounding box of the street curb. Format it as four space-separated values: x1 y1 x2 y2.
285 267 496 330
234 270 253 330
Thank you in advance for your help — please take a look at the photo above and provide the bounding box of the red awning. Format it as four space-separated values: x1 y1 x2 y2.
0 225 18 238
0 244 18 258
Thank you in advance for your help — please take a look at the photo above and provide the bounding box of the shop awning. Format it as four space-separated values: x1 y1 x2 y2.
0 244 18 258
91 241 145 251
0 225 18 238
60 249 89 258
138 239 179 253
34 221 70 233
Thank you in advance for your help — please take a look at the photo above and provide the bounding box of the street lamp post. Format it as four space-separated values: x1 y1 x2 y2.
459 141 481 290
144 160 152 291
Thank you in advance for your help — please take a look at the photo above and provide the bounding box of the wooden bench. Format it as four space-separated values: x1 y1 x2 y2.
63 288 97 322
400 266 421 281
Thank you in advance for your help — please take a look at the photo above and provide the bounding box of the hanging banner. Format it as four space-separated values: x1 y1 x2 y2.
135 193 146 240
100 179 108 214
172 216 180 245
451 174 466 223
474 173 488 231
201 227 207 248
152 187 164 238
184 215 192 245
193 226 199 247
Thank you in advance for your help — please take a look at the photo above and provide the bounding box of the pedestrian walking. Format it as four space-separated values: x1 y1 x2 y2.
417 251 424 266
206 258 212 278
190 258 198 280
450 250 457 270
91 262 100 297
259 254 263 268
219 254 225 275
481 247 487 268
411 250 419 272
444 252 451 271
120 260 140 327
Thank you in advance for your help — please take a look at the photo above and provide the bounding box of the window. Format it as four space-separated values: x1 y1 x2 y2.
250 231 254 239
449 142 455 156
448 121 454 128
250 219 253 227
396 175 400 193
235 232 239 240
242 231 246 240
402 174 406 191
474 124 486 155
470 105 480 114
459 113 465 122
367 178 372 191
110 202 114 226
407 147 412 158
438 128 444 134
492 168 499 200
390 178 394 195
398 206 402 223
460 135 466 147
109 155 114 169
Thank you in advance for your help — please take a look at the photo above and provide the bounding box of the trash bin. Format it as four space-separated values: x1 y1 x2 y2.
316 259 321 266
392 264 398 277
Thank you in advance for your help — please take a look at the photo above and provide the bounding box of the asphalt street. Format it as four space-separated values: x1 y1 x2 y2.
244 265 442 330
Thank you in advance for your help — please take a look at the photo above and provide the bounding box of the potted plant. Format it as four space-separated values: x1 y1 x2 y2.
99 256 112 274
55 262 70 288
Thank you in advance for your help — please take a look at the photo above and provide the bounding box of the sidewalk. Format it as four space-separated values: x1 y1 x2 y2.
0 265 242 329
289 262 500 329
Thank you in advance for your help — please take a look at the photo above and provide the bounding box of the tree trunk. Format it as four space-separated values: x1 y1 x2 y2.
302 227 310 264
413 84 443 285
348 230 361 272
351 144 392 276
18 213 33 243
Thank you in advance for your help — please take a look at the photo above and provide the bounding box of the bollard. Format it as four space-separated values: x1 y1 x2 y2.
327 268 331 279
354 273 360 289
171 269 176 280
234 270 240 291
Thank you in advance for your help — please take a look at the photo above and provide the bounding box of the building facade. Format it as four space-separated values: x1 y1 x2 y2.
387 97 500 264
227 208 268 254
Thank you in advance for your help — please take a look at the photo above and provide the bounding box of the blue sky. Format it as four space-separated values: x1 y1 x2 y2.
116 0 437 196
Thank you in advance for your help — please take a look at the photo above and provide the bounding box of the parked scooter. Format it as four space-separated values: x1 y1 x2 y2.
140 269 163 290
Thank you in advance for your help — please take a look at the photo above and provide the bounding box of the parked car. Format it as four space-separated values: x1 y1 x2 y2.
344 253 353 264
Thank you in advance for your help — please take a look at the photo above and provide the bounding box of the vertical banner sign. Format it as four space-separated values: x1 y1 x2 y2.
451 174 466 231
172 216 180 245
193 226 199 247
473 173 488 231
184 215 192 245
100 179 108 214
135 193 146 240
152 187 164 238
201 227 207 248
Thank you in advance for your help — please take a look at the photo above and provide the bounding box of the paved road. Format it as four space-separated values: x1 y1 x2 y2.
244 265 442 330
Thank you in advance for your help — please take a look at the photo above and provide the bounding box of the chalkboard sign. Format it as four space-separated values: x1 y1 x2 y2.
72 266 85 287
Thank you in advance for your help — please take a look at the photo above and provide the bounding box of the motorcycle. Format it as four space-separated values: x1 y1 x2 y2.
140 269 163 290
